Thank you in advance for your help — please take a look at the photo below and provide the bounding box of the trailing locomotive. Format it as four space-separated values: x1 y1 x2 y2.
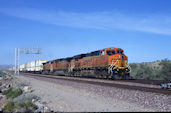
42 47 131 79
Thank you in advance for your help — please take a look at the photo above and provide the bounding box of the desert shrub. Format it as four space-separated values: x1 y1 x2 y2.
2 88 23 99
2 99 37 112
130 63 158 80
15 98 38 112
130 59 171 80
159 59 171 81
0 70 5 77
2 101 15 112
129 63 138 78
2 88 12 95
13 93 39 103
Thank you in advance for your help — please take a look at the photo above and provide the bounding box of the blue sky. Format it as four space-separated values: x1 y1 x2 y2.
0 0 171 65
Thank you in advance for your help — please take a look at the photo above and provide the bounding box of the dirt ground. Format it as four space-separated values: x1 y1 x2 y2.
15 75 171 112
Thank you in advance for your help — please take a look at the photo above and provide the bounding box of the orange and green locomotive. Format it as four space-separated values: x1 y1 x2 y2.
42 47 131 79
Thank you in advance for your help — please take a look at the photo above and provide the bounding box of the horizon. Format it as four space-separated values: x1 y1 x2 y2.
0 0 171 65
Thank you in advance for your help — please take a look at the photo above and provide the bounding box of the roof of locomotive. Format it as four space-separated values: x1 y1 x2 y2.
43 47 123 64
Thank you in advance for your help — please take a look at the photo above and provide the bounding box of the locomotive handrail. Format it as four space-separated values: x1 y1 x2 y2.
128 65 131 73
68 64 75 72
108 59 119 74
113 59 119 69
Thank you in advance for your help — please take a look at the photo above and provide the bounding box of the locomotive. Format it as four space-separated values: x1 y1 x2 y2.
42 47 131 79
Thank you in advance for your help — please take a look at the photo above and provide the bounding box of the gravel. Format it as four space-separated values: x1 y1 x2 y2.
16 74 171 112
13 93 39 102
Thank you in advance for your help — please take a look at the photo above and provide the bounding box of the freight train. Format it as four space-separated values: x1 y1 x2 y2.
8 59 47 73
9 47 131 79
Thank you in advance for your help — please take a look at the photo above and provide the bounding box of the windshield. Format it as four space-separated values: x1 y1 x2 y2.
107 50 123 55
106 51 115 55
117 51 123 54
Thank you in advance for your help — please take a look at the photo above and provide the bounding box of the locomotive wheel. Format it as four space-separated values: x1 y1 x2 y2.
73 71 77 77
121 75 126 80
111 75 115 80
125 73 131 80
111 73 117 80
75 71 79 77
42 71 46 75
68 72 72 76
114 74 121 80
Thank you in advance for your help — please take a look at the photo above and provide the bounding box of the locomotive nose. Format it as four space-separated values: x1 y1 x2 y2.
119 54 124 59
117 54 128 69
121 55 124 65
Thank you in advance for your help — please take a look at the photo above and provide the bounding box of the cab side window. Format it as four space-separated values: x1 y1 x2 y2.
101 51 105 55
112 51 115 54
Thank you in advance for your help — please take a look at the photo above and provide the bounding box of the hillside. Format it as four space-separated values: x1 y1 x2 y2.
0 65 13 70
129 59 171 81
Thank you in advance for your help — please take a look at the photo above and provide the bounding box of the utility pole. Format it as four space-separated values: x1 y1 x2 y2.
14 48 41 75
15 48 17 75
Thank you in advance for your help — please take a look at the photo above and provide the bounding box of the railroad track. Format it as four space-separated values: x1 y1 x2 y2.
20 73 171 95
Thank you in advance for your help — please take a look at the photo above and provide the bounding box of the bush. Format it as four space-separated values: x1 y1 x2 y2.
13 93 39 103
159 59 171 81
2 101 15 112
129 59 171 80
0 70 5 77
15 98 38 112
2 88 23 99
2 99 37 112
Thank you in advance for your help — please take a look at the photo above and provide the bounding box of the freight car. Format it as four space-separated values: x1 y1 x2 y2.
42 47 131 79
19 59 47 73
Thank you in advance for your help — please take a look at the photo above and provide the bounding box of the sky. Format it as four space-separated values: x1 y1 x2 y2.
0 0 171 65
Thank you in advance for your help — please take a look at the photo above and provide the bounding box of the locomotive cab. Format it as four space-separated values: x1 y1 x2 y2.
105 48 127 69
